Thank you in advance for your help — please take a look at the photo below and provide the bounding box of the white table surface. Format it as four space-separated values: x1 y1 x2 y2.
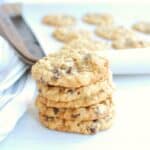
2 0 150 4
1 3 150 150
1 75 150 150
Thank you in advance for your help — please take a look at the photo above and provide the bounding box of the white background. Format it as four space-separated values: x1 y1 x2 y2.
1 0 150 4
1 75 150 150
0 2 150 150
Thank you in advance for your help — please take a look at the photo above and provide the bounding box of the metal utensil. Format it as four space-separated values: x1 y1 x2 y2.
0 3 45 65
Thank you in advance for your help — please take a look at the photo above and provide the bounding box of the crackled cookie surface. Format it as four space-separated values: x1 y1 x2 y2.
52 28 92 43
36 89 112 108
112 37 150 49
37 76 113 102
42 14 75 27
32 50 108 88
39 110 114 134
95 25 135 40
61 38 109 51
132 22 150 34
83 13 114 25
37 98 114 121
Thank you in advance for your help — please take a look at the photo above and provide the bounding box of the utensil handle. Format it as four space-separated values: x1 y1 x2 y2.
0 9 39 63
0 3 21 17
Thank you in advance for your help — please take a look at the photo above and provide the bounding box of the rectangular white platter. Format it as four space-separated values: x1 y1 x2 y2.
22 3 150 75
22 3 150 55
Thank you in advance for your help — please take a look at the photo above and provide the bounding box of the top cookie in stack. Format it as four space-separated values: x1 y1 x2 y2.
32 50 108 88
32 49 114 134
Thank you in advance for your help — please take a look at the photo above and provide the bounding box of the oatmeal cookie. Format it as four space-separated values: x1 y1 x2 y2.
83 13 114 25
52 28 92 43
95 25 135 40
132 22 150 34
32 50 108 88
39 110 114 134
37 76 113 102
42 14 75 27
36 90 112 108
37 98 114 121
61 38 109 51
112 37 150 49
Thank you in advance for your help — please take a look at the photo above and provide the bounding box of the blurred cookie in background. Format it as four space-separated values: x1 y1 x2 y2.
52 28 92 43
95 25 135 40
132 22 150 34
83 13 114 26
42 14 76 27
61 38 109 51
112 37 150 49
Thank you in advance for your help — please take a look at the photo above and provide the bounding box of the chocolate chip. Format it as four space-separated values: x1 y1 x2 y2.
47 84 53 88
48 117 54 121
77 123 80 127
77 91 80 95
53 108 59 114
93 119 98 122
84 54 91 62
39 89 42 93
71 113 80 118
66 67 72 74
59 88 64 93
90 127 96 134
51 76 59 81
51 68 61 80
67 89 74 94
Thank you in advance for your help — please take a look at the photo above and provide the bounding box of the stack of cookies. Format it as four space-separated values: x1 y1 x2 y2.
32 50 115 134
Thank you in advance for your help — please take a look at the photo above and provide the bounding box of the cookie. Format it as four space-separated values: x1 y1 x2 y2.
132 22 150 34
32 50 109 88
37 97 114 121
112 37 150 49
36 87 112 108
95 25 135 40
52 28 92 43
39 110 114 134
37 76 113 102
83 13 114 25
61 38 109 51
42 14 75 27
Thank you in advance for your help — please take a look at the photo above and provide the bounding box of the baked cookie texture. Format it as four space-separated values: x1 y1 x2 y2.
32 50 109 88
132 22 150 34
61 38 109 51
42 14 75 27
36 93 112 108
37 75 113 102
36 98 114 121
52 28 92 43
39 110 114 134
112 37 150 49
32 48 115 135
95 25 135 40
83 13 114 25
